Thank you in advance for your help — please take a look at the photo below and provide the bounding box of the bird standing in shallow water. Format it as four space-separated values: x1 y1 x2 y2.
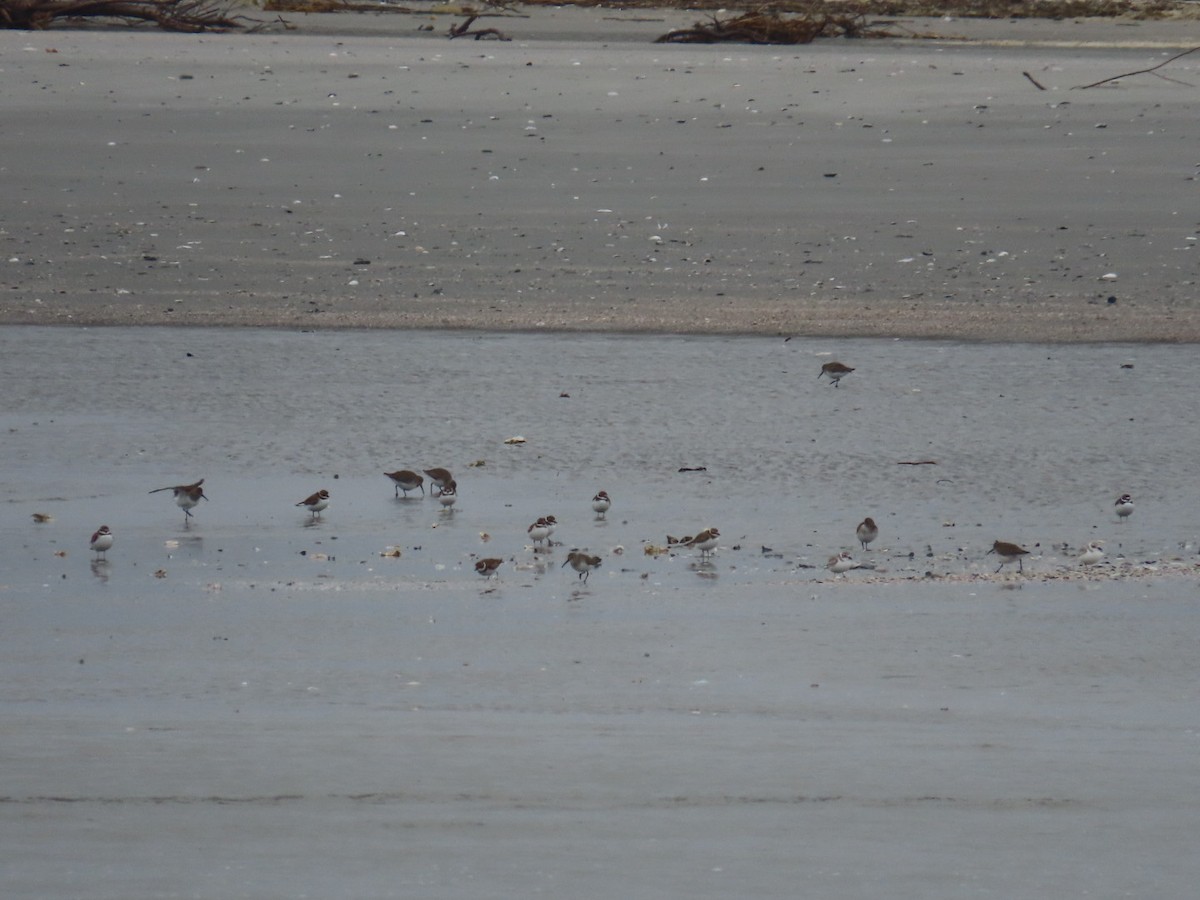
296 489 330 518
424 468 453 496
90 525 114 559
591 491 611 518
528 517 552 549
819 361 855 387
385 470 424 497
563 550 602 583
1115 494 1134 522
438 480 458 510
149 478 208 525
686 528 720 557
988 540 1029 573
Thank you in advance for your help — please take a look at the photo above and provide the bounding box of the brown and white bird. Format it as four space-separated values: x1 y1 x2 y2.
296 489 330 518
591 490 612 517
528 517 552 548
818 361 855 387
988 540 1029 573
475 557 503 579
1115 494 1134 522
90 525 114 559
385 470 424 498
1078 541 1105 566
563 550 602 583
826 550 858 574
149 478 208 524
686 527 720 557
856 517 879 551
424 468 453 496
437 480 458 510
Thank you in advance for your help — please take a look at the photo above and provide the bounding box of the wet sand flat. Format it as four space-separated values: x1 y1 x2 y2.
2 11 1199 339
3 325 1200 897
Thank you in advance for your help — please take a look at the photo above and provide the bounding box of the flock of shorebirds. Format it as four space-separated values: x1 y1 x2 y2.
76 363 1137 582
77 469 623 585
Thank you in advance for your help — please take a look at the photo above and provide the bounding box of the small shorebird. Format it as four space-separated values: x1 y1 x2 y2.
1078 541 1105 566
543 514 558 543
856 517 879 551
686 527 720 557
826 550 858 575
90 525 114 559
385 470 424 498
475 557 503 579
528 517 552 549
818 361 855 387
149 478 208 524
1115 494 1134 522
438 480 458 510
563 550 602 583
296 489 330 518
591 491 611 518
424 468 453 496
988 540 1029 573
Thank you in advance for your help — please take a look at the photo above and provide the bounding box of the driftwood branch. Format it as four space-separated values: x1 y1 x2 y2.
1022 70 1047 90
1072 45 1200 90
0 0 245 29
448 13 510 40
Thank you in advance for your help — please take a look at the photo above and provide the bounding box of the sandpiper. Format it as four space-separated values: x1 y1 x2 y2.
563 550 602 583
988 540 1029 573
149 478 207 524
856 517 879 551
818 361 855 387
424 468 453 496
385 470 424 497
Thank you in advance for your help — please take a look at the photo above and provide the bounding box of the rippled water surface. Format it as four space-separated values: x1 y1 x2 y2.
3 327 1199 900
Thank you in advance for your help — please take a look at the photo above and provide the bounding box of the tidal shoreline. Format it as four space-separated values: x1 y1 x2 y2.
3 10 1198 340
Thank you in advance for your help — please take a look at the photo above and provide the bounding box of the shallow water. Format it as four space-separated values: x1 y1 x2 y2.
3 327 1200 899
1 326 1194 576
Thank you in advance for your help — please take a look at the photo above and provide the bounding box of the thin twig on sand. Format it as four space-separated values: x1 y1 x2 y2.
1072 46 1199 89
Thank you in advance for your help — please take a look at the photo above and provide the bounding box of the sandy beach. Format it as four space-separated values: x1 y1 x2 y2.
3 10 1200 900
2 8 1199 339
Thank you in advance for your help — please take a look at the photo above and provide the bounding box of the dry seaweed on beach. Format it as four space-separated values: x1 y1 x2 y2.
0 0 247 29
260 0 416 11
654 7 895 44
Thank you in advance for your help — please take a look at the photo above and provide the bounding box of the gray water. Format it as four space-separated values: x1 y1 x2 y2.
3 327 1200 899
